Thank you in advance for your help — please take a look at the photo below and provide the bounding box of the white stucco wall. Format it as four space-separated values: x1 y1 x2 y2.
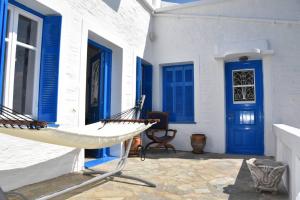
151 0 300 155
0 0 153 191
274 124 300 200
1 0 300 192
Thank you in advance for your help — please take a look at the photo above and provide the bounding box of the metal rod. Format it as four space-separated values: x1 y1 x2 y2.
35 133 155 200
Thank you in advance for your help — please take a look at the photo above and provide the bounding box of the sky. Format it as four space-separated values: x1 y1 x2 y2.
162 0 199 3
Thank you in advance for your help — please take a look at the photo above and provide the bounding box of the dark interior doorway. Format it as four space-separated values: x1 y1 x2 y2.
84 40 114 167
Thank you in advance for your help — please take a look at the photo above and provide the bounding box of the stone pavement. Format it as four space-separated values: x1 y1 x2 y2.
8 151 288 200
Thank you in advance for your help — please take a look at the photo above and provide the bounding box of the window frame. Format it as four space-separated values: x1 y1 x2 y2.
4 4 43 117
162 63 195 123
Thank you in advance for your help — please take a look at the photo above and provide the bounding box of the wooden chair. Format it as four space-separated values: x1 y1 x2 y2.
145 112 177 153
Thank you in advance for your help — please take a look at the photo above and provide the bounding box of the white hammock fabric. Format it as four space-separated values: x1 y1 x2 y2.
0 121 154 149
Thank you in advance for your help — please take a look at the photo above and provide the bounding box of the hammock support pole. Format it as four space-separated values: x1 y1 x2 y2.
36 134 155 200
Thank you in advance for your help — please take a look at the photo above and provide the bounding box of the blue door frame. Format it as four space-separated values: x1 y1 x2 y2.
85 40 112 166
136 57 153 118
0 0 8 105
225 60 264 155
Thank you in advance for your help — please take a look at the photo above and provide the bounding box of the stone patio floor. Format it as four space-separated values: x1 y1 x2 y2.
8 151 288 200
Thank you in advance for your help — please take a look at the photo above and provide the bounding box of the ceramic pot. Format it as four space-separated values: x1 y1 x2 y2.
191 133 206 154
126 136 142 156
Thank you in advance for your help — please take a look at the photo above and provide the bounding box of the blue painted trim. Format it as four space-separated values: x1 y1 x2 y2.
103 50 112 119
0 0 8 105
88 39 112 53
136 57 142 103
8 0 44 18
84 156 118 169
170 122 197 124
47 123 60 128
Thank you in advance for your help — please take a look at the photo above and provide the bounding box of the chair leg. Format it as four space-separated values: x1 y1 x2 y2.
144 142 156 152
166 144 176 153
164 144 169 152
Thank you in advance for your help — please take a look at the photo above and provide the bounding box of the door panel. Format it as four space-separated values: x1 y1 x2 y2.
225 60 264 155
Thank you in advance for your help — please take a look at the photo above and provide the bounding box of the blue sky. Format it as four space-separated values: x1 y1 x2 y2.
162 0 199 3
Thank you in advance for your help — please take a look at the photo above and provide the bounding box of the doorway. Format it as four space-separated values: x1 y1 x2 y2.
85 40 113 167
225 60 264 155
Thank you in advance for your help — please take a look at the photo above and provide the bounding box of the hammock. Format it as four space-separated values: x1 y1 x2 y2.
0 96 157 200
0 96 157 149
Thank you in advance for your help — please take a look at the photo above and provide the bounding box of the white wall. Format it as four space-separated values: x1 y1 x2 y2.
0 0 153 191
0 134 80 191
274 124 300 200
1 0 300 192
151 0 300 155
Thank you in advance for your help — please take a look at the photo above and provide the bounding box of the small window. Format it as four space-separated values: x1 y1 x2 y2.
3 5 43 116
162 64 194 123
232 69 256 104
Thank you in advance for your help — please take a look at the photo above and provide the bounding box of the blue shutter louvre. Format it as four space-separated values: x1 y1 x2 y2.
38 16 62 122
0 0 8 104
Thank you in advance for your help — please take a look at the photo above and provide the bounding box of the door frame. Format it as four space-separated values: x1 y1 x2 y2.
225 60 264 155
136 57 153 108
85 39 112 164
87 39 112 120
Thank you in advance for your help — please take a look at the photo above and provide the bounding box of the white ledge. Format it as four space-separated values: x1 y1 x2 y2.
214 39 274 60
274 124 300 138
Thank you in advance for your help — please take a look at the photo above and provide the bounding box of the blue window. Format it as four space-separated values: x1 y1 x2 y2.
0 1 61 122
163 64 194 123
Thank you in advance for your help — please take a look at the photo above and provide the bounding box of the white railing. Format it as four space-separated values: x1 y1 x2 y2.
274 124 300 200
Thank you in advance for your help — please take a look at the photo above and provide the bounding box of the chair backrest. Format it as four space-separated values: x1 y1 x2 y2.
147 111 169 130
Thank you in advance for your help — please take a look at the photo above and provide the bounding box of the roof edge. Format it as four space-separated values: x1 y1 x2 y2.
155 0 233 13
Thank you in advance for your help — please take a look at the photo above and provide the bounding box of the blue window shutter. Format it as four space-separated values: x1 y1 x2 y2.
163 67 175 121
163 64 194 122
136 57 142 103
184 65 194 122
0 0 8 104
141 64 153 118
142 65 152 109
38 16 62 122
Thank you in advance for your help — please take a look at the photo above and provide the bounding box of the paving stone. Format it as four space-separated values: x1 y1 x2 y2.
6 152 288 200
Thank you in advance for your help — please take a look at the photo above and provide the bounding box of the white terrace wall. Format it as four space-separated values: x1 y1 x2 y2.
274 124 300 200
0 0 153 191
151 0 300 155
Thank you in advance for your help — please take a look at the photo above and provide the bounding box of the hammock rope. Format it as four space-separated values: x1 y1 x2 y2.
0 105 47 129
0 96 157 130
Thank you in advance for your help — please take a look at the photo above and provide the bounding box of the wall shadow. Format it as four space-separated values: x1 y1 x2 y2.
103 0 121 12
223 159 289 200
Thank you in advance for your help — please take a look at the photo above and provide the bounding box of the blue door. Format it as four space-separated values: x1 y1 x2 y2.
85 40 112 160
225 60 264 155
